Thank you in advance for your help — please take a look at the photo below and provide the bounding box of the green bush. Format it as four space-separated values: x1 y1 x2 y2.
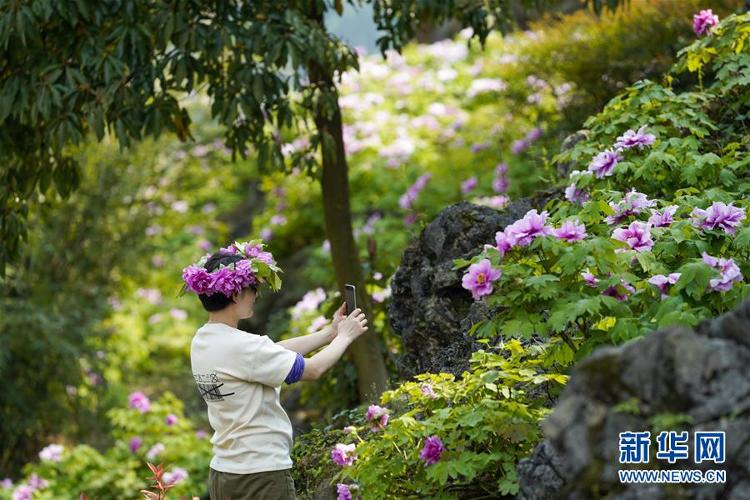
459 11 750 365
295 340 567 499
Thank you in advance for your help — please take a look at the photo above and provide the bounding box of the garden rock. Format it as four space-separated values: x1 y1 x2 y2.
387 191 560 380
517 298 750 499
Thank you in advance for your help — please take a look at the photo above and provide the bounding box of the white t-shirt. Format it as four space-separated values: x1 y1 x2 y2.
190 322 298 474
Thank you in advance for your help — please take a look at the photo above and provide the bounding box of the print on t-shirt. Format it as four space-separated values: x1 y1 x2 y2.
194 372 235 402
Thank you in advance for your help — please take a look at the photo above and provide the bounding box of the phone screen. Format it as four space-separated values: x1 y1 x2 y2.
345 284 357 315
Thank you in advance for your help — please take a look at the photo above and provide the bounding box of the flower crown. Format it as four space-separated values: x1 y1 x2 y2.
179 240 283 298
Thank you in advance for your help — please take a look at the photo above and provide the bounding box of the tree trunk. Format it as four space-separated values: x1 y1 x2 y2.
306 12 390 404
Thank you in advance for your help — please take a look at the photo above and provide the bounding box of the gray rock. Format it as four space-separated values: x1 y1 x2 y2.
517 299 750 499
387 191 561 380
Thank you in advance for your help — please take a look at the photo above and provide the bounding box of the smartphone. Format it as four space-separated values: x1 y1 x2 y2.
344 284 357 315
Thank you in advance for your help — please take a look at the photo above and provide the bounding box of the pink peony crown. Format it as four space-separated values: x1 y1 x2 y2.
179 240 283 298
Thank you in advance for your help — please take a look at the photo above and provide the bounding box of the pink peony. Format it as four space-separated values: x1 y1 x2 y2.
129 436 142 453
165 414 178 426
494 229 517 256
612 221 654 252
38 444 64 462
605 190 656 225
162 467 189 486
565 183 589 205
582 270 600 287
27 474 47 490
146 443 165 460
461 176 478 194
128 391 150 413
419 435 446 466
614 126 656 150
603 280 636 302
648 273 681 299
511 139 528 154
693 9 719 36
553 220 587 242
182 265 212 294
12 485 33 500
461 259 502 300
702 252 743 292
365 404 390 431
691 202 745 235
648 205 678 228
588 150 622 178
336 484 360 500
331 443 357 467
421 383 437 399
505 210 554 246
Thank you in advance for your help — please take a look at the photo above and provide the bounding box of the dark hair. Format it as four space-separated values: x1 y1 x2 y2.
197 252 258 312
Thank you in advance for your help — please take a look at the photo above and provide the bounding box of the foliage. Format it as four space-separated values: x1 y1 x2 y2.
0 139 171 475
459 11 750 365
0 392 210 500
313 340 567 499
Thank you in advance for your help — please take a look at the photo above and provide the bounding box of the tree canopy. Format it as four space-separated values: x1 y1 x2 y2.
0 0 625 277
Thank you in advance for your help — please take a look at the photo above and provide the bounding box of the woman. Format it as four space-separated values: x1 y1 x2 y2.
182 240 369 500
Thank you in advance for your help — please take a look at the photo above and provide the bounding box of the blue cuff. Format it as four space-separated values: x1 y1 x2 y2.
284 353 305 384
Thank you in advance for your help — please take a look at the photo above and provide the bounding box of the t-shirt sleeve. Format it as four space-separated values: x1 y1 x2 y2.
238 335 298 387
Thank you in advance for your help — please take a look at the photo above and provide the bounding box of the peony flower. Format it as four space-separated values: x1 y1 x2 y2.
462 259 502 300
612 221 654 252
421 383 437 399
461 176 478 194
511 139 528 154
614 126 656 150
648 205 678 228
493 163 508 194
554 220 587 242
1 479 12 490
146 443 165 460
182 265 212 295
505 210 554 246
165 414 179 426
331 443 357 467
27 474 47 490
364 405 390 431
525 127 542 142
399 174 431 210
473 195 510 210
693 9 719 36
648 273 681 299
337 483 360 500
39 444 64 462
11 485 33 500
493 229 517 256
691 202 745 235
128 391 150 413
582 270 599 287
702 252 743 292
605 190 656 224
162 467 189 486
588 150 622 178
603 280 636 301
565 183 589 205
419 436 446 466
129 436 142 453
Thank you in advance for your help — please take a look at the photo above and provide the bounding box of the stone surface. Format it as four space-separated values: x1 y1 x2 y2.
387 191 561 380
517 299 750 499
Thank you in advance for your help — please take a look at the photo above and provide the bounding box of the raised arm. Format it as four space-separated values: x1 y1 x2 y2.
277 324 336 356
300 308 368 381
277 302 347 356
